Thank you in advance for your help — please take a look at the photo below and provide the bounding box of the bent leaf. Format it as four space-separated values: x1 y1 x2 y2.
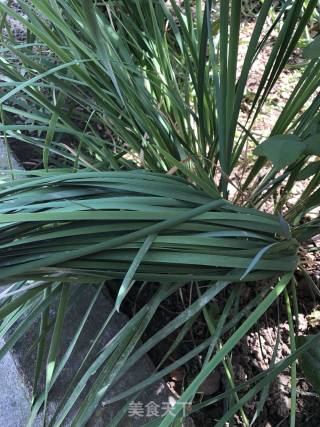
115 234 156 312
303 36 320 59
254 135 305 170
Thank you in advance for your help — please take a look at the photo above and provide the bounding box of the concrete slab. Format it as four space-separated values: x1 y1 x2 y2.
8 284 173 426
0 140 20 172
0 338 30 427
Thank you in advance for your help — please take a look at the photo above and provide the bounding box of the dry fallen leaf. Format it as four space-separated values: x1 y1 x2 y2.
198 370 221 395
307 308 320 327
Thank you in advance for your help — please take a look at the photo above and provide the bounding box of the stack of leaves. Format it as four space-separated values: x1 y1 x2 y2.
0 171 299 285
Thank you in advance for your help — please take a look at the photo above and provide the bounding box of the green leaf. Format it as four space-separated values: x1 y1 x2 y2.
297 335 320 395
303 36 320 59
254 135 305 170
44 283 70 419
115 233 156 312
240 243 277 281
297 161 320 180
304 134 320 156
0 59 85 105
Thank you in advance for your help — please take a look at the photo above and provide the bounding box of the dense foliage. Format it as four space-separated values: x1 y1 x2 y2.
0 1 319 425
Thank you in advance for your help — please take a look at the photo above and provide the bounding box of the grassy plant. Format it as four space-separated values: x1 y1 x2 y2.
0 170 299 285
0 0 320 425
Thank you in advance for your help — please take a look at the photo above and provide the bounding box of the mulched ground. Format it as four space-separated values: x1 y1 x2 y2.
117 271 320 427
